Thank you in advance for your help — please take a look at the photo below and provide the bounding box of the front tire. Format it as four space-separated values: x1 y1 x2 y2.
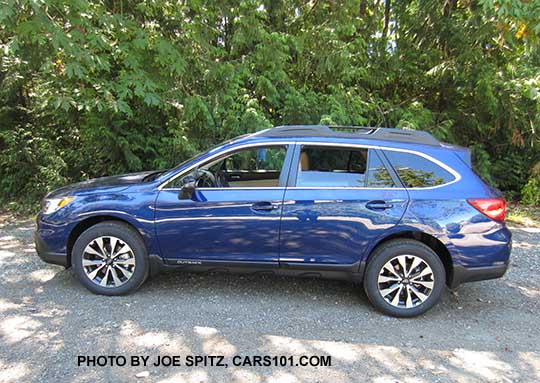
363 239 445 317
72 221 149 295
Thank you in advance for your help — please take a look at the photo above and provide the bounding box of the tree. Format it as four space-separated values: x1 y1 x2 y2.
0 0 539 210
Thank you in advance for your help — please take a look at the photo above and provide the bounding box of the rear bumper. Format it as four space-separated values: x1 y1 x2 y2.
34 231 69 268
449 263 508 289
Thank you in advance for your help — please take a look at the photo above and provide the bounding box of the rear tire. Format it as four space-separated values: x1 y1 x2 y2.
363 239 445 317
72 221 149 295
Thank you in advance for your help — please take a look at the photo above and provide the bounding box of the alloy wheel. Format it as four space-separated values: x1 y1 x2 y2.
377 254 434 309
82 236 136 288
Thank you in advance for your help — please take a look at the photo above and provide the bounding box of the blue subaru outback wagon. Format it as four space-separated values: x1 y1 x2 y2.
35 126 511 317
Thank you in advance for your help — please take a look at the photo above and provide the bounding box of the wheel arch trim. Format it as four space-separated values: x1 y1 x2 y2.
66 213 149 267
364 230 454 287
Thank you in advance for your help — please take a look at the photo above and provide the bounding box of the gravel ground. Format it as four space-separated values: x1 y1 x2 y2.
0 213 539 383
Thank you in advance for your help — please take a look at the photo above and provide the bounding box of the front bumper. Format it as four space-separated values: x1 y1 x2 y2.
34 216 69 268
449 263 509 289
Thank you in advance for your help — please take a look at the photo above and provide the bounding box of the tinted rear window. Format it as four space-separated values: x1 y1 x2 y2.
384 151 455 188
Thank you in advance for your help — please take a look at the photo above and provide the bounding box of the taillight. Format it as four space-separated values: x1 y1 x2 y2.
467 198 506 222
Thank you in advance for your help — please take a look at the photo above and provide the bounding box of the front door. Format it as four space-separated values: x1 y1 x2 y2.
155 144 293 264
279 144 409 267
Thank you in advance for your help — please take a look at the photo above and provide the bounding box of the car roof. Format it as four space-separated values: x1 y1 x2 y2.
252 125 441 146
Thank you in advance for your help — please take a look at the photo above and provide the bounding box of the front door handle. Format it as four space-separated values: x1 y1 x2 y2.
251 201 279 212
366 200 394 210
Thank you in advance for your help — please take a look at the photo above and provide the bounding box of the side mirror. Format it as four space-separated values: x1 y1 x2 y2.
179 175 196 200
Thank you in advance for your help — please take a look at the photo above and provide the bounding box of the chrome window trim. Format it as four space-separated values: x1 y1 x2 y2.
198 187 286 191
159 140 461 191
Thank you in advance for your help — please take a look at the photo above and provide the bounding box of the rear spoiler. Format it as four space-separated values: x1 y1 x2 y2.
441 143 472 167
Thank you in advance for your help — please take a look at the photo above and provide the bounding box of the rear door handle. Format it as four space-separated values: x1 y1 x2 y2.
251 201 279 212
366 200 394 210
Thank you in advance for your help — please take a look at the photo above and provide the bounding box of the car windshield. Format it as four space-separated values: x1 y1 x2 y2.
142 170 166 182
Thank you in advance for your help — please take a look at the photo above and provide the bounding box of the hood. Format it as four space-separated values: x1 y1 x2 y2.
46 170 159 198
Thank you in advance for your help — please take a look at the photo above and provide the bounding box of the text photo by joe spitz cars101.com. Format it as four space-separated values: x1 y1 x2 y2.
76 354 332 368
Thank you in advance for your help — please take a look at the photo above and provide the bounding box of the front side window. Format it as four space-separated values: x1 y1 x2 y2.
296 146 368 187
170 145 287 188
384 150 455 188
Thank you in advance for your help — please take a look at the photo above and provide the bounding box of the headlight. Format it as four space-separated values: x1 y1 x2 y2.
43 196 76 214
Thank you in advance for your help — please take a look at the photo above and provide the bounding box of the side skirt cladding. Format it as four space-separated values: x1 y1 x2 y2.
149 255 365 282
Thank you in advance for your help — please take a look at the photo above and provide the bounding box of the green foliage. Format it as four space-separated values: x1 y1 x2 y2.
521 176 540 206
470 144 495 186
0 0 539 209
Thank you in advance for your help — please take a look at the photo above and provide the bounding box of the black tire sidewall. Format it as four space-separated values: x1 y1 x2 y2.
72 222 149 295
364 240 445 317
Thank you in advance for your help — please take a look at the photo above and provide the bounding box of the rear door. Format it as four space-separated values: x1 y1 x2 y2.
279 143 409 268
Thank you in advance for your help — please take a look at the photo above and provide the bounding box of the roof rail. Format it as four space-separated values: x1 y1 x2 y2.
254 125 440 146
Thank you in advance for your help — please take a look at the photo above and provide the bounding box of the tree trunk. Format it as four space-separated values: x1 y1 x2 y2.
383 0 391 38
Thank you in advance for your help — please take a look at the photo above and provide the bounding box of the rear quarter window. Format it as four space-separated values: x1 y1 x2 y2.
383 150 455 188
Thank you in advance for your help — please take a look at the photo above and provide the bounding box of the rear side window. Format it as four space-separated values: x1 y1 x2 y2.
384 150 455 188
296 146 368 187
366 151 396 188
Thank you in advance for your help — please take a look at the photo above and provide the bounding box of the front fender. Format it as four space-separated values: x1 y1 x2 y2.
41 190 159 257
